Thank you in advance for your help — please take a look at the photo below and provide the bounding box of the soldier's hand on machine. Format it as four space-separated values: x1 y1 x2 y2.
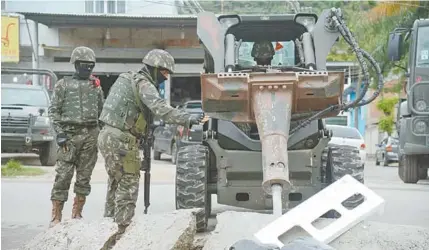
189 113 205 125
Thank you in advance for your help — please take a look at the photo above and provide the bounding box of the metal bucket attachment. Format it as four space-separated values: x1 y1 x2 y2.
201 71 345 123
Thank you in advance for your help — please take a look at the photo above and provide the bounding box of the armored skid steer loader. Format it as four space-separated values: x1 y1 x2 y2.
175 9 382 232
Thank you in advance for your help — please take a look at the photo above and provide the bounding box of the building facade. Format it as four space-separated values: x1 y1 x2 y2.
2 0 366 113
2 0 203 105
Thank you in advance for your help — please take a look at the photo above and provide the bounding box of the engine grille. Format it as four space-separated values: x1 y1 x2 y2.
1 116 30 127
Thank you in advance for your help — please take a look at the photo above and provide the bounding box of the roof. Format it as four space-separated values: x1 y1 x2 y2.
17 12 198 28
17 11 316 29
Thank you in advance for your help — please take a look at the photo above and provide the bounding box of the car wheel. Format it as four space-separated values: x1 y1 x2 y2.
382 154 389 167
39 141 57 166
419 168 428 180
398 154 419 183
375 155 380 166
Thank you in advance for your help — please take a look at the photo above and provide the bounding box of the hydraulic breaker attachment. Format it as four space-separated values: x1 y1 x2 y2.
201 71 345 215
251 77 293 216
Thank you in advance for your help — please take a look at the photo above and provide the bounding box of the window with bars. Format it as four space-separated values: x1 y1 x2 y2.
85 0 125 14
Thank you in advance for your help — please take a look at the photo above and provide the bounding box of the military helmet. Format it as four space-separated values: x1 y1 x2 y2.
70 46 96 64
142 49 175 73
251 41 275 59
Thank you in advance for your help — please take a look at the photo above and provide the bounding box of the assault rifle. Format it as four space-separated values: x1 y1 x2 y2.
140 110 154 214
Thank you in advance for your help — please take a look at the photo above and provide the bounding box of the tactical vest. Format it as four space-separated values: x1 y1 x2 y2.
99 71 149 136
60 76 100 125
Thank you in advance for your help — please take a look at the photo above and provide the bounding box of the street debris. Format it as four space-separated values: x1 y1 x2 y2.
202 211 429 250
112 209 199 250
19 218 118 250
255 175 385 247
18 209 200 250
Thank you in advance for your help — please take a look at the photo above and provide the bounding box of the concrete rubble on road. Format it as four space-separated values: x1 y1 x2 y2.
112 209 198 250
17 209 429 250
19 209 200 250
19 218 118 250
203 211 429 250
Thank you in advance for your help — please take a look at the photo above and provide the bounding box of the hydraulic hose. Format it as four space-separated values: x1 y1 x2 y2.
290 8 385 135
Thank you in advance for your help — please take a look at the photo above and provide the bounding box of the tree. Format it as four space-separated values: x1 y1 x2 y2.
376 96 399 135
362 1 428 132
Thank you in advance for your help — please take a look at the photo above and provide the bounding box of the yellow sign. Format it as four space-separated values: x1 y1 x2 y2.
2 15 20 63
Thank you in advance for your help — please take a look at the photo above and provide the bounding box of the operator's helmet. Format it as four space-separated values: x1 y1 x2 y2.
251 41 275 59
142 49 175 73
70 46 96 64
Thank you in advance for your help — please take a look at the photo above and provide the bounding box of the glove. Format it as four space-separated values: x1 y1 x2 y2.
189 113 205 125
56 133 68 147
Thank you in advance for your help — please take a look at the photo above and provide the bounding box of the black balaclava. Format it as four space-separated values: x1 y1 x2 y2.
74 61 95 79
143 65 168 87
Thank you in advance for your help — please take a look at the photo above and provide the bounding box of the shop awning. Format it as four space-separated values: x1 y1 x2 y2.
18 12 198 28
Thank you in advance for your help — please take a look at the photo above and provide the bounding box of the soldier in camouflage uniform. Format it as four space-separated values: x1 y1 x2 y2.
251 40 275 66
48 46 104 228
98 49 203 246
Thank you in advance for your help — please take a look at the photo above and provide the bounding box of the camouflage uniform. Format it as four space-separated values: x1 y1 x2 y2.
48 46 104 227
98 49 193 233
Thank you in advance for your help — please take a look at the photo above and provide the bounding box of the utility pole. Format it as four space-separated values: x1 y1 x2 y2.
221 0 224 14
32 20 39 86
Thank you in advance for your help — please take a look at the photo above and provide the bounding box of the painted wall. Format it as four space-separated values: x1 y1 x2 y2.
4 0 183 55
349 90 366 136
58 27 198 48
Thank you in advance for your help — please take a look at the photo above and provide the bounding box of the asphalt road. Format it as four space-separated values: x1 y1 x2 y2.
2 153 429 249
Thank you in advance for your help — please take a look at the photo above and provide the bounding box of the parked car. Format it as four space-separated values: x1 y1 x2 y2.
152 100 207 164
375 136 399 166
326 125 366 167
1 83 57 166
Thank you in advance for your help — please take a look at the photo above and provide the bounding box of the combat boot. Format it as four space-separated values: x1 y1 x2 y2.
71 195 86 219
49 200 64 228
